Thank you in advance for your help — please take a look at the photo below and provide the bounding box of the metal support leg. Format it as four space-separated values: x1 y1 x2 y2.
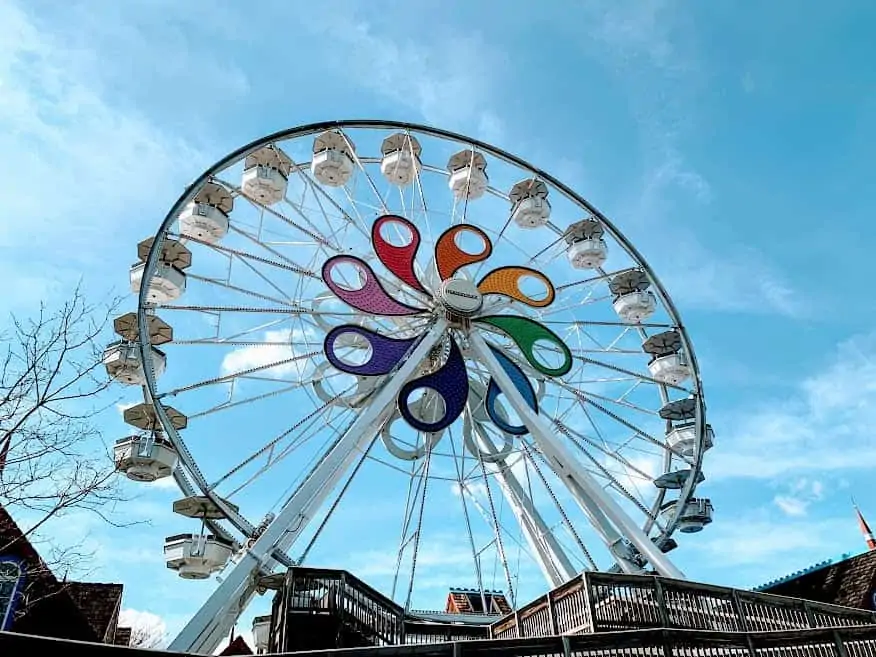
473 424 576 585
170 320 449 653
468 332 685 579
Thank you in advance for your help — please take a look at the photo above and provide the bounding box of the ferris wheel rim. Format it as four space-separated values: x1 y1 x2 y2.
133 118 708 569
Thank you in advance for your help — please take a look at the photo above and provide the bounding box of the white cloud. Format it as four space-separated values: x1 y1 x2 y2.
220 328 318 381
697 513 848 574
773 496 808 518
119 608 167 648
116 401 140 415
712 332 876 480
0 0 207 302
654 237 806 317
773 478 825 517
305 10 506 141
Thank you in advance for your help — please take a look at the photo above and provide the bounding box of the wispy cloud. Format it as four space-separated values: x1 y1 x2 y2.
774 478 825 517
0 0 207 303
304 10 506 142
695 511 853 586
711 331 876 480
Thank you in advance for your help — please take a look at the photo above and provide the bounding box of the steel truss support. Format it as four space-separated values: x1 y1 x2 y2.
468 332 684 580
470 423 576 586
170 320 449 654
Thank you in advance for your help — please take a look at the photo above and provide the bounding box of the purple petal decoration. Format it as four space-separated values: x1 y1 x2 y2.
322 255 424 316
324 325 418 376
398 338 469 433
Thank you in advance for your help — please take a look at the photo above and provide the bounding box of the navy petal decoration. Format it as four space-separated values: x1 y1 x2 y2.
398 338 469 433
486 346 538 435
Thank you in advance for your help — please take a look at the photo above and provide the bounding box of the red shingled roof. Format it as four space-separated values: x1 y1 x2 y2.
219 634 254 655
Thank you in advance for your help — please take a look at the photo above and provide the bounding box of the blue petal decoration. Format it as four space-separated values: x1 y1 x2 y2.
486 346 538 435
398 338 468 433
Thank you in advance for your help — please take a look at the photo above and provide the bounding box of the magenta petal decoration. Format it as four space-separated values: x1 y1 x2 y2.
322 255 424 316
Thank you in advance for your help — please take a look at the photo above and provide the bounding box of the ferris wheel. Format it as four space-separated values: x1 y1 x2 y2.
105 120 714 654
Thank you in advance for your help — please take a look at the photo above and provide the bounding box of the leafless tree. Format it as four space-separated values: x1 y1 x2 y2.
123 610 167 649
0 286 129 602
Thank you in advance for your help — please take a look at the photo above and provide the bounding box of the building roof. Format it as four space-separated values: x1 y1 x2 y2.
113 626 132 646
758 550 876 610
445 588 511 615
0 504 126 643
66 581 124 642
218 634 254 655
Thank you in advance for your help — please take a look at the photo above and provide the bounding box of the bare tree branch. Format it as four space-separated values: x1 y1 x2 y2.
0 285 135 613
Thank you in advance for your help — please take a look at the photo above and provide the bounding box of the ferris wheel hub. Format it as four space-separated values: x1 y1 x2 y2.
437 277 483 316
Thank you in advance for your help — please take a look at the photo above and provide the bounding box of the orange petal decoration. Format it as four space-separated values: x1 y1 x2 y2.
434 224 492 280
477 266 555 308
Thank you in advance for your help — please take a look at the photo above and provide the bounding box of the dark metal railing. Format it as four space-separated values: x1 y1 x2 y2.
6 624 876 656
491 572 876 639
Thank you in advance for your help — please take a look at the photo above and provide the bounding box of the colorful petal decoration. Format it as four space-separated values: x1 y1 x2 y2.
475 315 572 377
398 338 469 433
371 214 427 293
322 255 424 316
320 214 573 437
485 345 539 435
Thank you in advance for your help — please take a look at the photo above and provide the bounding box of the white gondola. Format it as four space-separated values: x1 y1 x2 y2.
164 533 233 579
509 179 551 228
252 616 271 654
613 291 657 323
130 237 191 303
380 133 422 186
643 330 691 385
312 130 355 187
179 182 234 243
610 269 656 323
104 340 166 385
242 146 292 205
565 219 608 269
666 423 715 458
113 434 178 482
113 312 173 345
130 262 186 304
648 351 691 385
447 149 488 200
661 498 713 533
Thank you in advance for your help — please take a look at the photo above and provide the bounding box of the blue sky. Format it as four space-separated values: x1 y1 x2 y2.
3 0 876 646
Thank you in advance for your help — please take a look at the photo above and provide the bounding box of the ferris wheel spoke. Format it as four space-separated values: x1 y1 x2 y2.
517 441 599 572
556 266 640 292
185 273 298 308
214 176 339 251
156 351 319 398
446 426 499 605
218 396 353 499
297 430 379 566
342 132 391 217
470 460 517 608
184 382 310 421
552 416 654 482
226 224 318 277
546 420 663 528
557 383 676 455
292 164 372 239
459 416 575 586
175 232 320 280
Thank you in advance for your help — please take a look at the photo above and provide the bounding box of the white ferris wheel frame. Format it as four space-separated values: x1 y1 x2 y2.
132 120 707 654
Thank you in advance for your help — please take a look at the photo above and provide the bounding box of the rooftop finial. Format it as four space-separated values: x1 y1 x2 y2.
853 498 876 551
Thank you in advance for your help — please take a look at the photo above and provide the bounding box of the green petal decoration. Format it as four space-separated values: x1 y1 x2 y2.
475 315 573 377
